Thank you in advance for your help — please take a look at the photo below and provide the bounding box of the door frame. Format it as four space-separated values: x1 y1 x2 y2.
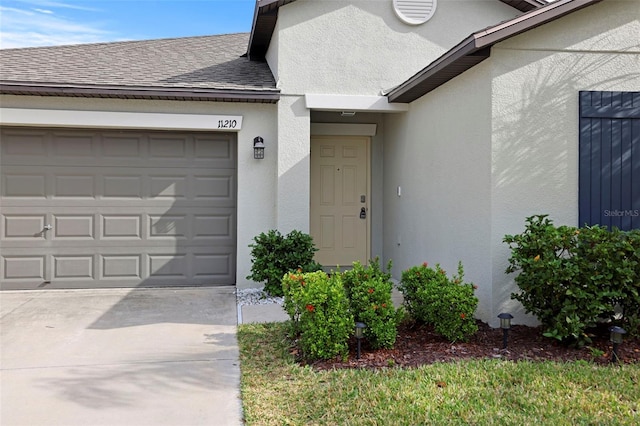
310 134 372 267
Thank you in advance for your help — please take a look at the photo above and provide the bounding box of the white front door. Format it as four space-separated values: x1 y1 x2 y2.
310 136 369 268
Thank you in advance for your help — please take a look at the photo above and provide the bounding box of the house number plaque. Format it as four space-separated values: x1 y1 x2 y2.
214 115 243 130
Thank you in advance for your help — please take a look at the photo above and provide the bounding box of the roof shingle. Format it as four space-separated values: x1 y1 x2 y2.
0 33 278 102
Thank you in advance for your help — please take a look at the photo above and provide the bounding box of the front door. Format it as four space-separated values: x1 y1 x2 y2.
310 136 369 268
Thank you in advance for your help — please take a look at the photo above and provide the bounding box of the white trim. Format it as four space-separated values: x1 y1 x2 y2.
305 94 409 113
0 108 243 131
311 123 377 136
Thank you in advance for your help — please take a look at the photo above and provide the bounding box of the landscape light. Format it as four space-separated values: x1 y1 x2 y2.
497 313 514 349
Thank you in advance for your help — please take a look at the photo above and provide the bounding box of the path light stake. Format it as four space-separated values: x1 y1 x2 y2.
355 322 366 359
609 326 626 364
497 313 513 349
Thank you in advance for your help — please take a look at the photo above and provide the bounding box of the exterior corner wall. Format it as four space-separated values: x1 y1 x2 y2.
488 0 640 325
265 18 280 85
382 62 494 322
276 95 311 234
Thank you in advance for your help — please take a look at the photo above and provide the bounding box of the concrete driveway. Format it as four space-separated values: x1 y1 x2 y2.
0 287 242 426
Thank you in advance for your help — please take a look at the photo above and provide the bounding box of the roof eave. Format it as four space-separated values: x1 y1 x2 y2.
247 0 297 60
387 0 602 103
499 0 548 13
0 82 280 103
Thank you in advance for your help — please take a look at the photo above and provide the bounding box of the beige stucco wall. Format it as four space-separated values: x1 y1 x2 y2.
0 95 278 289
271 0 516 95
383 62 494 320
383 0 640 326
489 0 640 324
266 0 517 265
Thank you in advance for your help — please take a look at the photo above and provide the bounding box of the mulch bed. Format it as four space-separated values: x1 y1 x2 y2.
307 321 640 370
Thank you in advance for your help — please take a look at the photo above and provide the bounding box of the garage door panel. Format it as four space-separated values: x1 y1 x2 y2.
102 215 142 239
1 131 48 156
194 175 235 200
52 133 95 157
3 173 47 198
193 214 234 239
3 256 45 280
103 175 144 198
149 215 188 239
54 175 96 198
54 255 94 279
194 253 233 279
53 215 95 239
101 255 142 279
148 135 188 158
1 127 237 289
194 135 234 160
101 134 143 157
150 176 187 199
3 215 46 239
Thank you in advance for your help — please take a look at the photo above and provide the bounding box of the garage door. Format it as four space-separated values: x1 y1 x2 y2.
0 127 236 290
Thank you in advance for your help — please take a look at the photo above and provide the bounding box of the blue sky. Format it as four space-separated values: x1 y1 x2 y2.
0 0 256 49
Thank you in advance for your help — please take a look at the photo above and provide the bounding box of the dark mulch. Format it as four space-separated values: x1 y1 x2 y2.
308 321 640 370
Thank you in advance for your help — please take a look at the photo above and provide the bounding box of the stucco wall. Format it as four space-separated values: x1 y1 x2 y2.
272 0 516 95
489 0 640 324
382 0 640 326
0 95 278 289
382 62 494 320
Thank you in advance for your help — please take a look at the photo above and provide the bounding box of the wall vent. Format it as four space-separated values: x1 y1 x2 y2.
393 0 437 25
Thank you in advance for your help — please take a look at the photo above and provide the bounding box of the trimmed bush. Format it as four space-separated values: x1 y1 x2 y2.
504 214 640 345
282 270 353 361
342 259 398 349
247 229 322 296
400 262 478 342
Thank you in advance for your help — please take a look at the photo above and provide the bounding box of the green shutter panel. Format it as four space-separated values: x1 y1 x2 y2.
579 91 640 230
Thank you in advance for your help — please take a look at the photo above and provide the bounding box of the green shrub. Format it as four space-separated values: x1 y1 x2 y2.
246 229 323 296
399 262 478 342
342 259 397 349
504 215 640 346
282 270 353 361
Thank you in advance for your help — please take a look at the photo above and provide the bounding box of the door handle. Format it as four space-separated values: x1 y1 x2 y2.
359 207 366 219
44 224 53 231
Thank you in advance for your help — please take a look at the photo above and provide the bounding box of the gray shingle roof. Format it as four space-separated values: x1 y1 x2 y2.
0 33 279 102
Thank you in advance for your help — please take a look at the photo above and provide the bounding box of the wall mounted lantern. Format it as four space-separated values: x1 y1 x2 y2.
253 136 265 159
497 313 514 349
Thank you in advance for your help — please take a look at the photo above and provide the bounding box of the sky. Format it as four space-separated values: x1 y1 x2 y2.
0 0 257 49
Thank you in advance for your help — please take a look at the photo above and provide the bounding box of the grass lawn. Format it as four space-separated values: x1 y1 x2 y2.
238 322 640 425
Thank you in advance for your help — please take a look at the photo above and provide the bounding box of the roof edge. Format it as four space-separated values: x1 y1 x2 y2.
247 0 298 60
499 0 548 13
387 0 602 103
0 82 280 103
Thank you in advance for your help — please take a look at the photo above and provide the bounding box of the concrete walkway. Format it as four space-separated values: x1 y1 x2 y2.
0 287 242 426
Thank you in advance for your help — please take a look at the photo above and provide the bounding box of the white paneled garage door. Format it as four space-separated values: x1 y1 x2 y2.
0 127 236 290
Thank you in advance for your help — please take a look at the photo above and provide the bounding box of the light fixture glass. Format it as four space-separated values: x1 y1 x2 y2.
355 322 366 339
610 326 626 344
253 136 265 159
498 313 513 329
